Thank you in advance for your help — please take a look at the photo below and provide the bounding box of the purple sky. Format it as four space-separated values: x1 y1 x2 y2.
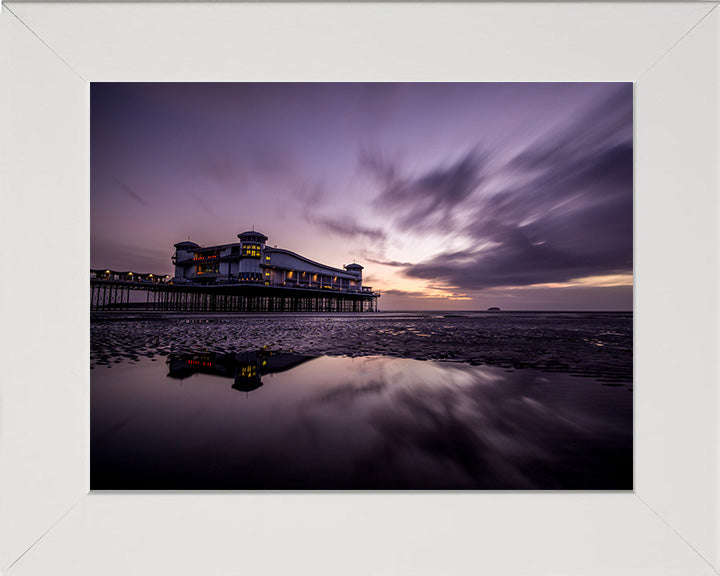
91 82 633 311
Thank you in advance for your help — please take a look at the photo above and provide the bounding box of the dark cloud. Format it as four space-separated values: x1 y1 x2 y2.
400 85 633 291
510 86 632 175
246 146 296 176
365 257 413 268
196 146 295 186
113 178 147 205
307 214 387 242
190 192 215 216
366 149 487 231
297 180 387 242
296 182 326 205
91 82 633 309
358 148 399 184
196 153 244 185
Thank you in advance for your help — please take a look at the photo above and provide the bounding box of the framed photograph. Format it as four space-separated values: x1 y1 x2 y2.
1 2 718 575
88 80 634 493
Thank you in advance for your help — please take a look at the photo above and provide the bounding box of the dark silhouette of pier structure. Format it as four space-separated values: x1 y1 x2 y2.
90 271 379 313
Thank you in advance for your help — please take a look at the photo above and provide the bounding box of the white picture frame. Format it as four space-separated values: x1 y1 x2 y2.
1 2 718 574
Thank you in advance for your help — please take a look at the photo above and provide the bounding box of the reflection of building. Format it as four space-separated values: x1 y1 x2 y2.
173 230 372 295
166 349 315 394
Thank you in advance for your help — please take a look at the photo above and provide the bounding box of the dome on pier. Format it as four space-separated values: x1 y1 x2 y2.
238 231 268 243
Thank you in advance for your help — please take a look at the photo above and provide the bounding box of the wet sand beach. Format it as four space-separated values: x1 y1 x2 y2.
91 311 632 490
91 311 632 383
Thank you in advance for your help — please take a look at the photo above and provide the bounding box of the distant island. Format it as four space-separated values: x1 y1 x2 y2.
487 307 501 311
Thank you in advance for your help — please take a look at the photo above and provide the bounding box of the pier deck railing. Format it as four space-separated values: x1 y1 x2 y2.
90 279 379 312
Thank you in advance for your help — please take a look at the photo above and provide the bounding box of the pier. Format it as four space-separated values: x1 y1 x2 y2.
90 277 379 313
91 229 380 313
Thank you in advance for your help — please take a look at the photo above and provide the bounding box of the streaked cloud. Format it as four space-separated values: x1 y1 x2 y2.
366 149 487 232
92 82 632 309
399 85 633 293
113 178 147 205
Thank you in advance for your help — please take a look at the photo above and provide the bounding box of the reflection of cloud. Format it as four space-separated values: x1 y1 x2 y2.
363 377 532 488
291 358 631 489
312 380 387 405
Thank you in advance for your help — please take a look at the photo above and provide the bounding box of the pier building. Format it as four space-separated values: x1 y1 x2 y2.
172 230 370 295
90 230 379 313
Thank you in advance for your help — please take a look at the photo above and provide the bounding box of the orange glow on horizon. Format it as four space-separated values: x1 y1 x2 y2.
508 274 634 290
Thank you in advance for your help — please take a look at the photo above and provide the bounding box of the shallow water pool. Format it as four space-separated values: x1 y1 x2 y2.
91 351 631 490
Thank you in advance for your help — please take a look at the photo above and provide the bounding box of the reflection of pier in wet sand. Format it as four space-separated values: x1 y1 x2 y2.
166 349 315 394
92 352 632 490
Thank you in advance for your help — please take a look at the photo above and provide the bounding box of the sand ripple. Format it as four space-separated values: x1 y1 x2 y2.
90 312 632 383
